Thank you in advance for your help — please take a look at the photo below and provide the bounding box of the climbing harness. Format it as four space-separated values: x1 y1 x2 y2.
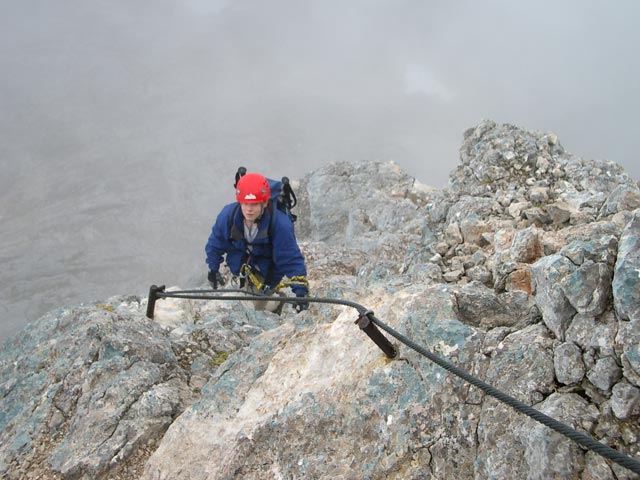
145 285 640 475
239 264 269 292
274 275 309 293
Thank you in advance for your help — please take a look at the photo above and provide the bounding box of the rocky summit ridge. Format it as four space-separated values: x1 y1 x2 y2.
1 120 639 479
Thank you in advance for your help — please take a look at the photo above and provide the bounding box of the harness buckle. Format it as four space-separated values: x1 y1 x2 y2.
239 264 250 279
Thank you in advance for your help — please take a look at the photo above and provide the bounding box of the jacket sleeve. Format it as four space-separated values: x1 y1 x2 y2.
205 204 234 271
271 211 308 296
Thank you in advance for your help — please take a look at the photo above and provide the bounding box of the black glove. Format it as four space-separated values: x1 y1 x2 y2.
294 294 309 314
208 270 225 289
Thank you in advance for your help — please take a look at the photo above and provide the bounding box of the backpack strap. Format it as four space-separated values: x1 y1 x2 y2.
279 177 298 223
234 166 247 188
228 203 243 240
281 176 297 209
267 202 276 240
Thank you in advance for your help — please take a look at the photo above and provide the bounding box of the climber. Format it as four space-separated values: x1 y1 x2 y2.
205 172 309 313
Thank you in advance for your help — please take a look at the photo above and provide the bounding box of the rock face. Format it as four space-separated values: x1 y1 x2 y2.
2 120 639 479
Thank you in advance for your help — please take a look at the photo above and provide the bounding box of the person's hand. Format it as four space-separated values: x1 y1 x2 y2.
208 270 225 289
294 294 309 314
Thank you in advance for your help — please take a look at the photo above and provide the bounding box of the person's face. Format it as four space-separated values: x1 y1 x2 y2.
240 202 265 222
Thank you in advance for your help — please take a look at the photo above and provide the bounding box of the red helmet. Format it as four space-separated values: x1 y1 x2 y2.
235 173 270 203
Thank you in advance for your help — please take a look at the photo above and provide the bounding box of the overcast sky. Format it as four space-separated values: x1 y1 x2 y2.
2 0 639 185
1 0 639 338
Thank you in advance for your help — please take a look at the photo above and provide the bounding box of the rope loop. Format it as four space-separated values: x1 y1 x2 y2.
274 275 309 293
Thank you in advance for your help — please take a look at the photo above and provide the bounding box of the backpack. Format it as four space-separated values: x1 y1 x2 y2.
229 167 298 240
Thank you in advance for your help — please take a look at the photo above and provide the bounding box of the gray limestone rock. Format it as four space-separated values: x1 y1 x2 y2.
445 221 463 246
587 357 623 393
611 381 640 420
0 300 193 479
510 225 545 263
561 261 612 317
565 311 617 357
459 215 491 246
599 184 640 218
484 323 556 404
560 235 618 267
465 264 492 285
531 254 577 340
454 281 536 329
584 451 616 480
476 324 557 479
554 342 586 386
298 160 420 248
522 393 599 480
620 343 640 388
613 211 640 323
546 200 575 225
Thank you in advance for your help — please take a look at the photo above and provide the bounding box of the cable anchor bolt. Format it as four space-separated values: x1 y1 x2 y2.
355 311 398 359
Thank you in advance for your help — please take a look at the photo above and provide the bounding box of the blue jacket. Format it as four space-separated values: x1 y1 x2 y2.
205 203 308 296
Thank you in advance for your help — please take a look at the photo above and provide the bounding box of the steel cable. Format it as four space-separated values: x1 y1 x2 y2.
149 287 640 475
368 314 640 475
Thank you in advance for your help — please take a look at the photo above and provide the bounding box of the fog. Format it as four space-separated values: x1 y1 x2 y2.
1 0 639 339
